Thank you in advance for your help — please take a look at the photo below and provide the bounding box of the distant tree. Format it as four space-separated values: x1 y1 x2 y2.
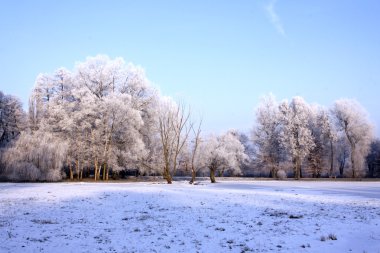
237 132 254 176
332 99 374 178
199 131 248 183
252 94 282 178
0 91 26 146
336 134 350 177
279 97 315 179
307 106 337 177
158 99 192 184
0 91 26 175
367 139 380 177
318 108 338 177
189 120 202 184
306 106 325 178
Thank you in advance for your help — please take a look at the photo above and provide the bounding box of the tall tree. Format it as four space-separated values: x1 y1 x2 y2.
188 120 202 184
0 91 26 146
158 99 192 184
279 97 315 179
27 55 157 181
318 108 337 177
307 106 337 177
367 139 380 178
0 91 26 175
252 94 282 178
332 99 374 178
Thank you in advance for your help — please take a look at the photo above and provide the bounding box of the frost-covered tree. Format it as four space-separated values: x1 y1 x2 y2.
279 97 315 179
0 91 26 146
0 91 26 175
336 134 350 177
367 139 380 177
318 108 337 176
307 106 337 177
306 105 324 177
237 132 255 176
332 99 374 178
27 55 157 181
199 131 248 183
3 131 68 181
252 94 283 178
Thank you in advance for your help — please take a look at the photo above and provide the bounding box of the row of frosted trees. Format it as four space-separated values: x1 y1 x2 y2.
0 55 247 183
251 94 374 178
0 55 377 182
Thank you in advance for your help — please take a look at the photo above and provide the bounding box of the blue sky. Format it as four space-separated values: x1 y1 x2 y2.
1 0 379 136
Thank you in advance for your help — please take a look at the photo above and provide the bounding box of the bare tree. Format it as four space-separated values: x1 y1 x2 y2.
158 100 192 184
189 120 202 184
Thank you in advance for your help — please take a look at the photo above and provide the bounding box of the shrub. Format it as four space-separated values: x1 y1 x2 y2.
3 131 67 181
277 170 287 180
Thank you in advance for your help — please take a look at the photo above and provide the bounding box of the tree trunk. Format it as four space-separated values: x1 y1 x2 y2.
69 163 73 180
351 147 356 178
210 167 216 183
163 166 172 184
94 158 98 181
102 164 106 181
76 160 80 180
105 164 109 181
79 161 83 180
294 156 301 180
329 140 334 177
271 167 277 179
166 174 172 184
189 167 196 184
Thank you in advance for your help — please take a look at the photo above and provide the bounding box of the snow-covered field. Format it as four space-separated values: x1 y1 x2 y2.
0 180 379 253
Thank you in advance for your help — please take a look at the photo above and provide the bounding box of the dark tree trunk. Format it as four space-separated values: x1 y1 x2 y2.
102 164 106 180
69 163 73 180
351 147 357 178
210 167 216 183
106 165 109 181
189 167 196 184
163 166 172 184
293 156 301 180
76 160 80 180
339 162 344 176
329 140 334 177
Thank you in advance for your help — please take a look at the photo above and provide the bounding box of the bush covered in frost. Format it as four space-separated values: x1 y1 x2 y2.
277 170 287 180
3 131 67 181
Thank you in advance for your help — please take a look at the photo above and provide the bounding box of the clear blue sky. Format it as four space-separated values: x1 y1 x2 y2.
1 0 379 136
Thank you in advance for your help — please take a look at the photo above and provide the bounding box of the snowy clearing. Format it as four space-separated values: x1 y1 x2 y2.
0 180 379 253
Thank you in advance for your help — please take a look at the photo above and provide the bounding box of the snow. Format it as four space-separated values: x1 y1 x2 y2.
0 180 379 253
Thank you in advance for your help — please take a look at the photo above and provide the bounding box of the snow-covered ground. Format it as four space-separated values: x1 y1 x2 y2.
0 180 379 253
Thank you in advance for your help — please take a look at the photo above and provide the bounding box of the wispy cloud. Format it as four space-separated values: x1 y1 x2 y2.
265 0 286 36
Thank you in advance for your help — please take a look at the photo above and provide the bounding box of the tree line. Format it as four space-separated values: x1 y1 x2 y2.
251 94 375 179
0 55 378 183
